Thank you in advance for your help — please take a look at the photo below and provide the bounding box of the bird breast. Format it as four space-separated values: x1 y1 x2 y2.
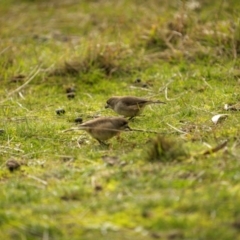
87 123 120 141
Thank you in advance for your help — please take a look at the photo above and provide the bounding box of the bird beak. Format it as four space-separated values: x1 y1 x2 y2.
105 104 110 109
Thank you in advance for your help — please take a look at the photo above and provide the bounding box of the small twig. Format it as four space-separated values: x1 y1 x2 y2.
83 93 93 99
15 101 29 111
166 123 187 134
202 140 228 155
202 77 213 89
164 87 184 101
27 175 48 186
161 80 184 101
18 92 26 100
202 142 212 149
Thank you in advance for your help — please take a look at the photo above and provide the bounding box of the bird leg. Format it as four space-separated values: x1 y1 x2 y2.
128 116 135 121
97 139 109 146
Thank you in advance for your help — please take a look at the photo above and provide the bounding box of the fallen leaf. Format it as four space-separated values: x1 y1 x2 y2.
211 114 228 124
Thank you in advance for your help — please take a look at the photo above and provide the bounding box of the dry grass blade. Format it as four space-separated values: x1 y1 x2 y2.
0 65 41 103
27 175 48 186
166 123 187 134
163 80 184 101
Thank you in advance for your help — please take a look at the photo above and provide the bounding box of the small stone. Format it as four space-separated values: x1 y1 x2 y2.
74 117 83 124
65 87 76 94
134 78 141 83
56 109 65 115
151 232 162 239
94 184 103 191
67 92 75 99
142 83 149 88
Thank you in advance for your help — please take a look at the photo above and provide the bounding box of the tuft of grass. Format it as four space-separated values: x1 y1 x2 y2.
48 42 135 77
146 135 189 162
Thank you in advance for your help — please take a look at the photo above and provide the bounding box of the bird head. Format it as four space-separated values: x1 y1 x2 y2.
105 97 119 109
114 117 131 131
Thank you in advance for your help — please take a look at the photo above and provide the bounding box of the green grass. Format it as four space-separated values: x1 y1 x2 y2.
1 0 240 239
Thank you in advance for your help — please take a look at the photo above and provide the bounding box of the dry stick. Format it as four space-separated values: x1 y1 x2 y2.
0 145 24 153
189 140 228 160
0 65 41 104
202 140 228 155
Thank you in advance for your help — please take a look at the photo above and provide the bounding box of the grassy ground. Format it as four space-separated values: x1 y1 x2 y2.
1 0 240 239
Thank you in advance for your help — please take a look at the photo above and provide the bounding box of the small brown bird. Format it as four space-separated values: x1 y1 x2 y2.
64 117 131 145
6 159 21 172
105 96 166 119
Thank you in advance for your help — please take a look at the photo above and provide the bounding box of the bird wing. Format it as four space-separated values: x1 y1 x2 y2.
80 118 117 130
122 97 149 107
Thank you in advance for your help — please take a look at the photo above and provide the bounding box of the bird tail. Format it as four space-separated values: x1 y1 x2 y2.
62 126 88 132
152 100 166 104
